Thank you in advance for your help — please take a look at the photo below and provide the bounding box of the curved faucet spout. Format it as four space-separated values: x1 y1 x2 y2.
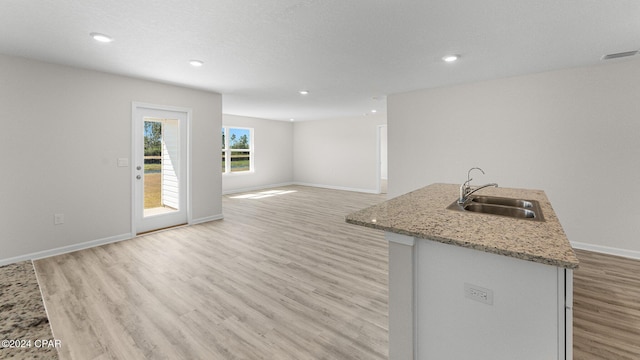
458 167 498 204
467 167 485 182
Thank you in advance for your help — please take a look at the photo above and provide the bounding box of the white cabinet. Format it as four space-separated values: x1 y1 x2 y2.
387 233 573 360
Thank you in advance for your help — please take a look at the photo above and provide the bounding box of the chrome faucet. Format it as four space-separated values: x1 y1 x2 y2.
458 167 498 204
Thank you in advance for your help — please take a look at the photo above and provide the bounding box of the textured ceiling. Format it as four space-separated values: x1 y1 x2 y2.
2 0 639 121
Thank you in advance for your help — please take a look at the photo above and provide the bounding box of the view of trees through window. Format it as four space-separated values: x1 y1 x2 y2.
222 127 252 173
144 121 162 208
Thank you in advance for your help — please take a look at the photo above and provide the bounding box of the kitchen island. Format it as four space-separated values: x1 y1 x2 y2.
346 183 579 360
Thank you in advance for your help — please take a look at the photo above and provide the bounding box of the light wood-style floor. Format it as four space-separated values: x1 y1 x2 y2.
573 249 640 360
34 186 640 359
35 186 388 360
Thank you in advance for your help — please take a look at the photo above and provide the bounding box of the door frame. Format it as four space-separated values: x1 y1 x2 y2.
376 124 388 195
131 102 192 235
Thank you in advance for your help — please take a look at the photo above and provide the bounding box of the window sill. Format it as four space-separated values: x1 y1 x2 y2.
223 171 255 177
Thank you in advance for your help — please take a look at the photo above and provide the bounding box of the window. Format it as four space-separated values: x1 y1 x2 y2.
222 127 253 173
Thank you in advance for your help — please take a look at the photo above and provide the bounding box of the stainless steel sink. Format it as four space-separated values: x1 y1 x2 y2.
447 195 544 221
470 195 533 209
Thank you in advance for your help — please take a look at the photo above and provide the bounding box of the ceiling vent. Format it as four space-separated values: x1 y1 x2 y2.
601 50 638 60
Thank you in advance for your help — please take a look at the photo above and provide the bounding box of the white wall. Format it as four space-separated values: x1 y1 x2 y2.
293 114 386 193
222 114 293 194
0 54 222 264
388 59 640 256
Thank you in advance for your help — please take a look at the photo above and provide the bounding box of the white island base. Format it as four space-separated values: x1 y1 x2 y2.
387 232 573 360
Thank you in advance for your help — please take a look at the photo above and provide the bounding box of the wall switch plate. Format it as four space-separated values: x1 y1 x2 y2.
54 213 64 225
117 158 129 167
464 283 493 305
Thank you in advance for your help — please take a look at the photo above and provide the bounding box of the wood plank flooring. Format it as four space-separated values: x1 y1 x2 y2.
35 186 388 360
33 186 640 359
573 249 640 360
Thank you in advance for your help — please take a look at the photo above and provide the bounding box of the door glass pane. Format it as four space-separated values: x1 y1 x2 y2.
144 118 180 217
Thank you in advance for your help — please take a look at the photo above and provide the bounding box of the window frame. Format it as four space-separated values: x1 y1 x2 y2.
222 126 254 174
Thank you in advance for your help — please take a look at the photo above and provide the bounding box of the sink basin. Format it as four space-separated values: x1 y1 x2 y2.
463 203 536 219
446 195 544 221
470 195 533 209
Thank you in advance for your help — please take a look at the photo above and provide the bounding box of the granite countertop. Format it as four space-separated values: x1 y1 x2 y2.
0 261 59 359
346 183 579 269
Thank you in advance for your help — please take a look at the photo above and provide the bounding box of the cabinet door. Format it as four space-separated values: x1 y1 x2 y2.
416 240 561 360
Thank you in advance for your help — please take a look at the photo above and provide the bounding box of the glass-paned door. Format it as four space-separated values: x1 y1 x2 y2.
133 104 188 234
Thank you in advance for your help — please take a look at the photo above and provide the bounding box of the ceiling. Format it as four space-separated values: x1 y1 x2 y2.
2 0 639 121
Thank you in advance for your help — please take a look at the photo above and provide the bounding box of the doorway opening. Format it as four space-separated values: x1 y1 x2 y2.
377 125 388 195
133 103 189 235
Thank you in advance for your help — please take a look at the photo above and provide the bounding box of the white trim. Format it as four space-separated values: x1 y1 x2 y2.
223 182 295 195
223 182 380 195
376 124 387 195
413 238 419 360
386 232 416 246
0 233 133 266
376 125 382 194
191 214 224 225
222 126 254 174
565 269 574 360
557 268 565 359
132 102 192 234
0 212 225 266
187 106 193 226
222 170 256 177
571 241 640 260
293 182 379 194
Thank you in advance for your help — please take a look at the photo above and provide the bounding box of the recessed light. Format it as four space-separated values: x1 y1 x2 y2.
189 60 204 67
442 54 459 62
289 118 295 122
299 90 309 95
90 32 113 43
371 109 377 113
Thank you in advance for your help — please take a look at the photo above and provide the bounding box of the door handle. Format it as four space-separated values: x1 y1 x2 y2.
136 166 142 170
136 175 142 180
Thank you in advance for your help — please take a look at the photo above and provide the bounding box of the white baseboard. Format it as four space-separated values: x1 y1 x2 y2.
293 182 379 194
0 214 228 266
191 214 224 225
223 181 380 195
222 182 295 195
0 233 134 266
571 241 640 261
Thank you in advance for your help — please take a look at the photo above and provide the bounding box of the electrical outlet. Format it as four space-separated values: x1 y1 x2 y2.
464 283 493 305
54 213 64 225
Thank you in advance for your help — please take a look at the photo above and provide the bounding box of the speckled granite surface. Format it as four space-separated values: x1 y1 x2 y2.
346 183 579 269
0 261 58 359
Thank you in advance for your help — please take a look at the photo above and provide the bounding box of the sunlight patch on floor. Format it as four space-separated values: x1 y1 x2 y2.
230 189 297 199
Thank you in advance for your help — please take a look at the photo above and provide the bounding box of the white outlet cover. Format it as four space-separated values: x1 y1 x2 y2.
117 158 129 167
464 283 494 305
